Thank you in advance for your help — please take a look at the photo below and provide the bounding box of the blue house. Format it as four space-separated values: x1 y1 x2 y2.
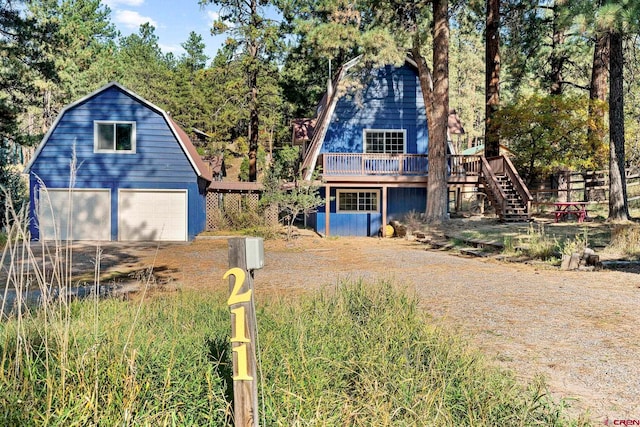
296 58 432 237
296 58 532 236
25 82 212 241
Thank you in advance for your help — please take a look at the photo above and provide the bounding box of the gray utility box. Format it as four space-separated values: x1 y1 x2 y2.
245 237 264 270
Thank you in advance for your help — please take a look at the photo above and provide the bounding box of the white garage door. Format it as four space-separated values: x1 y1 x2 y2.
118 190 187 241
38 188 111 241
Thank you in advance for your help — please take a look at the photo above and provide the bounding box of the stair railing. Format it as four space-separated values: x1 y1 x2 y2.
480 156 508 216
502 156 533 217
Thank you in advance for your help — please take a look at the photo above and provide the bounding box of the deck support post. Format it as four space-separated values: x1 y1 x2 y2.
381 186 388 237
325 184 331 237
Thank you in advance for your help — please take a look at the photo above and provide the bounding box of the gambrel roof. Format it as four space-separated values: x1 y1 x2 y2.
25 82 212 182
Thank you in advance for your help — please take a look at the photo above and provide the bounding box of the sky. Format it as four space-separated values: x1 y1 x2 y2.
103 0 233 62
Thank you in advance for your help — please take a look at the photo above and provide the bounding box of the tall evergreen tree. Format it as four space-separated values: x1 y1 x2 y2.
0 0 59 225
28 0 118 129
200 0 281 181
500 0 592 97
484 0 500 158
180 31 208 72
116 23 174 106
0 0 58 141
594 1 639 221
427 0 450 223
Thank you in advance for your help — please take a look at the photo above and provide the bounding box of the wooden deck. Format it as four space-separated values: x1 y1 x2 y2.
321 154 482 184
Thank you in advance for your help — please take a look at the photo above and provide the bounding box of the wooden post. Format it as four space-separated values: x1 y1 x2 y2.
226 238 259 427
381 186 387 237
325 184 331 237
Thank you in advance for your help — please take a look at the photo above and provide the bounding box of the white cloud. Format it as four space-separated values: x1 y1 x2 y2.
206 10 234 28
159 43 183 54
104 0 145 7
114 10 157 29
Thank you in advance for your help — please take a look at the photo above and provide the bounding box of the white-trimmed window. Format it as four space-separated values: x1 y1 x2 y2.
337 190 380 213
364 129 405 154
94 121 136 153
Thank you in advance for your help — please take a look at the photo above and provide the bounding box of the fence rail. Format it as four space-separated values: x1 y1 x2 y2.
530 167 640 205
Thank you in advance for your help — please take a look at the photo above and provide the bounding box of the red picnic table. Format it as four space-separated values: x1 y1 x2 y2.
553 202 588 223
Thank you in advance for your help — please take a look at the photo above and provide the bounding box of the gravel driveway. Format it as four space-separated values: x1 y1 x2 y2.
7 234 639 422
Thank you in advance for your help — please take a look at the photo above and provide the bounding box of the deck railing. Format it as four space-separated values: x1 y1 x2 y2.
322 153 482 177
449 155 482 177
322 153 428 176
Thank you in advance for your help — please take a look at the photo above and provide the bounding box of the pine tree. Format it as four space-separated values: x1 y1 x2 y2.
116 23 174 106
485 0 500 158
199 0 282 181
28 0 118 129
595 1 639 221
0 0 60 226
181 31 208 72
0 0 59 141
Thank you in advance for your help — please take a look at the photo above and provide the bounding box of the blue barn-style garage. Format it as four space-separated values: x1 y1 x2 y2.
25 82 212 241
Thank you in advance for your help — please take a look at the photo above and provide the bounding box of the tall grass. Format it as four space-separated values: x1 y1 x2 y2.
1 207 587 425
259 281 585 426
0 281 588 426
608 224 640 257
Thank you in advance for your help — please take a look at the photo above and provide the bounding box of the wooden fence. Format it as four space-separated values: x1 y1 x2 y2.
530 167 640 207
206 191 278 231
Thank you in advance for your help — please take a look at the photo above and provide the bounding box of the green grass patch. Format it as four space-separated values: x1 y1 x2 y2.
1 282 589 425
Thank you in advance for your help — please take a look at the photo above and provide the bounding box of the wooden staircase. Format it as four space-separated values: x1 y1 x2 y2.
493 174 530 221
480 156 533 222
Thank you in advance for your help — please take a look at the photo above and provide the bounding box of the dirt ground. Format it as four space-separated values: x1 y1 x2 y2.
9 228 640 423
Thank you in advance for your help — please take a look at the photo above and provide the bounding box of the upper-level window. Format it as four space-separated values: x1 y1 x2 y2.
364 129 405 154
94 121 136 153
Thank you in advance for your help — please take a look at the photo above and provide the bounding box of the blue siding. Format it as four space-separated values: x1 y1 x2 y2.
311 63 430 237
387 188 426 221
28 85 207 240
31 87 197 183
322 64 428 155
313 187 424 237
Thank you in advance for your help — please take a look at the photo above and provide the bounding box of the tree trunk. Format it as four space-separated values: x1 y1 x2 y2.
484 0 500 158
587 31 609 169
248 75 259 182
549 9 565 96
424 0 449 224
608 31 629 221
248 0 259 182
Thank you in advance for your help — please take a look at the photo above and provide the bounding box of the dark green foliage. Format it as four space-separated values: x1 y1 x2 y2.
28 0 118 119
115 23 174 106
0 0 59 139
180 31 209 72
0 0 59 227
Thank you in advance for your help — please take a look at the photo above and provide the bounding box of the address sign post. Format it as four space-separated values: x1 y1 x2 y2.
224 237 263 427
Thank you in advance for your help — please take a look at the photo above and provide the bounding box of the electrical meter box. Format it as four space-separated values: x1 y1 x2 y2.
245 237 264 270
